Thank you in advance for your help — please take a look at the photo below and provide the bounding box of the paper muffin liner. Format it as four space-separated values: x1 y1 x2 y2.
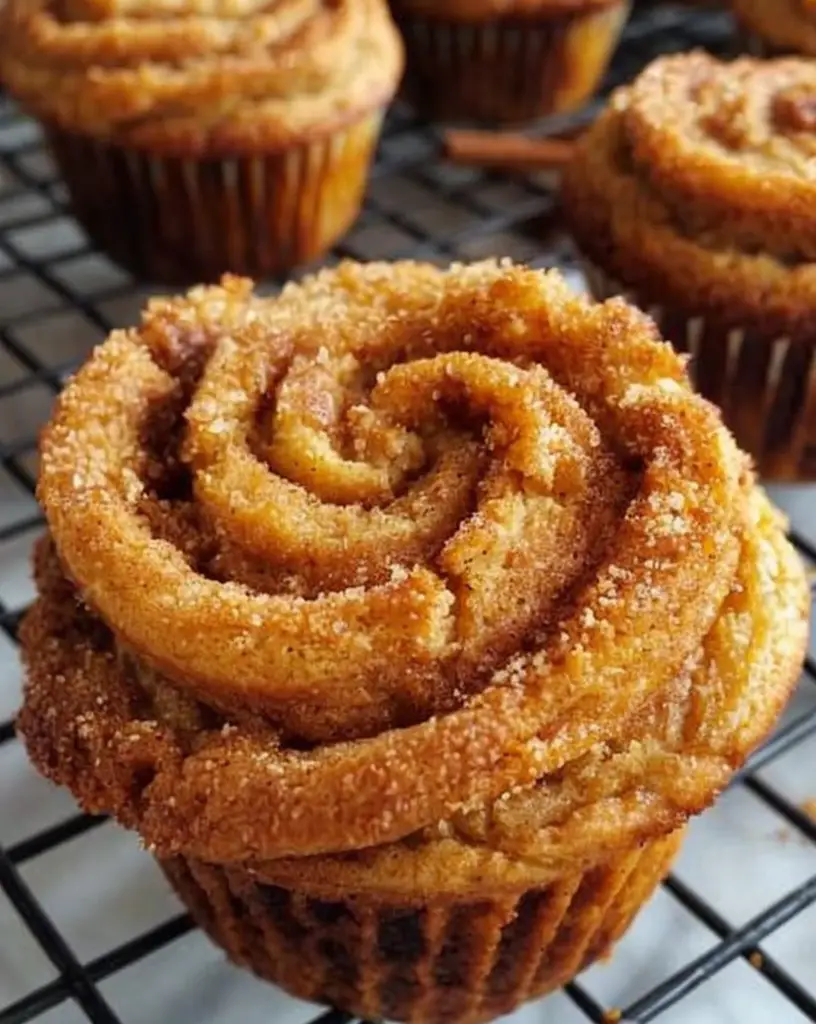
582 260 816 481
395 2 629 123
44 112 383 285
160 829 681 1024
737 30 780 58
735 17 816 59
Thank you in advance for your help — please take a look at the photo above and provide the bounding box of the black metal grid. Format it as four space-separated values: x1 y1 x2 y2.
0 4 814 1023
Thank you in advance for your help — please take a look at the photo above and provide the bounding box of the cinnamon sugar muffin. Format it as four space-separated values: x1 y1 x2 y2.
734 0 816 57
18 260 808 1022
389 0 630 123
0 0 403 283
562 52 816 481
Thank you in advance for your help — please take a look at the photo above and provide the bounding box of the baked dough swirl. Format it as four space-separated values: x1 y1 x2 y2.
0 0 403 152
20 261 808 885
563 52 816 339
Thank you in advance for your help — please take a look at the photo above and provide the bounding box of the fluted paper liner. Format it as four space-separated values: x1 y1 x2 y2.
733 3 814 59
396 3 629 123
162 830 682 1024
740 32 777 58
45 113 383 284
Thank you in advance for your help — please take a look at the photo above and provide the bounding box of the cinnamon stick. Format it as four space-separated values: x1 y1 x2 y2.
444 130 577 172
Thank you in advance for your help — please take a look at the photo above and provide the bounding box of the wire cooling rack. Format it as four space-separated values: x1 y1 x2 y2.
0 4 815 1024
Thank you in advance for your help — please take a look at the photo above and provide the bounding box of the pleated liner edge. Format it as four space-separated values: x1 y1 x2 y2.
160 828 682 1024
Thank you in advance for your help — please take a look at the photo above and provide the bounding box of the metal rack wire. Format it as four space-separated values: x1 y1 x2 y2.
0 4 814 1023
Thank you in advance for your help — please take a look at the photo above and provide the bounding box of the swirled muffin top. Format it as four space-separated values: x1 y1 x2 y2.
19 262 809 876
0 0 404 153
562 52 816 339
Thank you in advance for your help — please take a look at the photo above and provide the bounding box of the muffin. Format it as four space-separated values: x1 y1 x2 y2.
733 0 816 56
19 262 808 1023
390 0 630 123
0 0 403 284
562 52 816 481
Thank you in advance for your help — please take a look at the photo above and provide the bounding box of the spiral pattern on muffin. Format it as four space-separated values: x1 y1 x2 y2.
0 0 403 151
562 53 816 340
19 262 808 875
621 52 816 261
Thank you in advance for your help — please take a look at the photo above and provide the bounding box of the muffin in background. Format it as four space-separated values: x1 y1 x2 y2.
390 0 630 123
18 261 808 1023
0 0 403 284
563 51 816 481
733 0 816 56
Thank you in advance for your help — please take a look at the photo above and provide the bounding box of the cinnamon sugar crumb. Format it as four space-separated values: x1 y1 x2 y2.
16 260 808 905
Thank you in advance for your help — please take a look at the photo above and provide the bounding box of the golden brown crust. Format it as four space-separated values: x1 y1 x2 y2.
623 55 816 259
734 0 816 56
0 0 403 154
17 261 809 888
19 481 808 892
562 53 816 342
251 491 806 894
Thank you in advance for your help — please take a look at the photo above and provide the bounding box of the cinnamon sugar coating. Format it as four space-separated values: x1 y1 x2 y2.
734 0 816 55
18 261 808 884
562 52 816 340
0 0 403 154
